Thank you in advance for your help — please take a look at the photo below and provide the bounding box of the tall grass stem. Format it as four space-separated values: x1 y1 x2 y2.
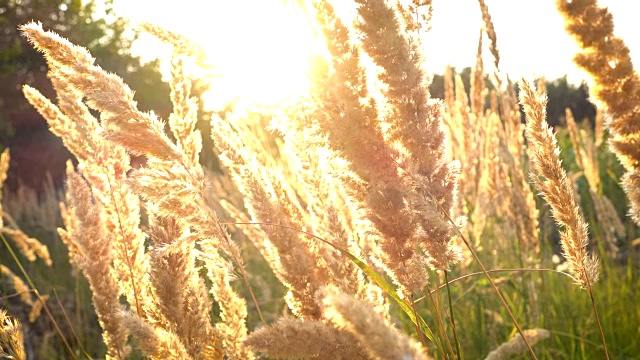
444 271 462 360
0 232 77 359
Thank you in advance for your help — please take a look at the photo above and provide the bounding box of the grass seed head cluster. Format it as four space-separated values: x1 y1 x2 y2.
0 0 638 358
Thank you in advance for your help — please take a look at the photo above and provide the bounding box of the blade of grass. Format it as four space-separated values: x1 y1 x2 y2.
422 281 454 359
1 232 78 360
420 268 577 299
409 294 427 347
227 221 440 346
551 330 603 349
52 288 92 359
436 207 538 360
444 271 462 360
432 272 455 357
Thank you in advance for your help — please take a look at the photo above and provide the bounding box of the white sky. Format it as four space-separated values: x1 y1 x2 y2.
108 0 639 107
424 0 639 83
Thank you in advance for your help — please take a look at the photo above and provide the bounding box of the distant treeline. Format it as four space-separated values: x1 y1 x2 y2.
430 68 597 127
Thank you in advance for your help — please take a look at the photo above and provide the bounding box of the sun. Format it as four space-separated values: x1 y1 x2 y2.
197 2 326 111
113 0 327 111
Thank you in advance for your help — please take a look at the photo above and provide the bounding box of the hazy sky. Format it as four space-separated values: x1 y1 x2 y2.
109 0 639 107
425 0 639 83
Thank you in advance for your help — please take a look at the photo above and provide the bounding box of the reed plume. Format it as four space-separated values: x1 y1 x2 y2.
146 216 223 359
519 79 599 288
355 0 463 271
245 318 369 360
65 172 129 359
565 108 622 255
22 56 154 322
320 286 430 360
476 0 540 256
20 22 251 358
0 310 25 360
210 114 325 317
477 0 499 72
121 314 194 360
0 265 32 308
58 161 82 274
471 30 486 119
0 265 48 323
484 329 549 360
304 0 462 295
557 0 640 225
310 0 425 293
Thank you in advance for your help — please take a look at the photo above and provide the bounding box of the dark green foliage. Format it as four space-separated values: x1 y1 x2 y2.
544 76 596 127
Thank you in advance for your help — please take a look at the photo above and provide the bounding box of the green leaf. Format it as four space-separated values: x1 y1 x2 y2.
311 234 439 346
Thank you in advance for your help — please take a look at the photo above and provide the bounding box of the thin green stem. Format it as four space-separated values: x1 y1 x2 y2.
456 233 537 359
0 290 34 301
584 274 609 359
236 260 267 326
423 281 454 359
437 208 538 360
0 232 78 360
53 288 93 359
418 268 576 297
444 271 462 360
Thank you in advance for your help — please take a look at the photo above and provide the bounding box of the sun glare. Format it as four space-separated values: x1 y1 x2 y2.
114 0 640 110
113 0 327 111
185 2 325 111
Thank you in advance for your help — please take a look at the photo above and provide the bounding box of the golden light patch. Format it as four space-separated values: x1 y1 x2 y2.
195 1 327 111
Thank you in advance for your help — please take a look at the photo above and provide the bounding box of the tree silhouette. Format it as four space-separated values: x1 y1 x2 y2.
430 68 596 128
544 76 596 127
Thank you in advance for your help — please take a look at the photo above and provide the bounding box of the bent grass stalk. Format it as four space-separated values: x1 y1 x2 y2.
583 276 608 360
431 275 456 357
0 290 35 302
424 268 578 294
408 294 428 349
438 207 539 359
232 254 266 326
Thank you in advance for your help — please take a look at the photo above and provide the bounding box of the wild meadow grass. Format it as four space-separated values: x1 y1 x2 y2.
1 0 640 359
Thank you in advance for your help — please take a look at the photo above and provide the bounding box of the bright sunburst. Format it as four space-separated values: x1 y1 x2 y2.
114 0 326 111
